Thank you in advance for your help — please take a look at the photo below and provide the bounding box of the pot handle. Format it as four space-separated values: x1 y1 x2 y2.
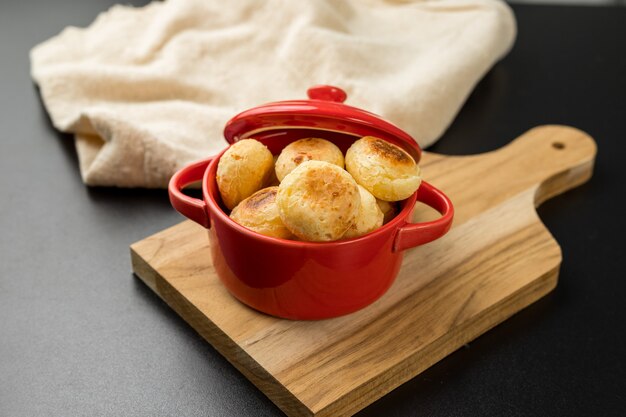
168 157 214 229
393 182 454 252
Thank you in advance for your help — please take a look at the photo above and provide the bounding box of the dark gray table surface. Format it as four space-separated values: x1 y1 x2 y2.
1 1 625 416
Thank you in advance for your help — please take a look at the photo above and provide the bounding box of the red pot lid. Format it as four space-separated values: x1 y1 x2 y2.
223 85 422 162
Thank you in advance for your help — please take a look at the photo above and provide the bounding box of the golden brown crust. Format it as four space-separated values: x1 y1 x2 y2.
368 139 413 165
345 136 421 201
230 187 294 239
242 187 277 210
277 161 360 242
275 138 344 182
216 139 274 209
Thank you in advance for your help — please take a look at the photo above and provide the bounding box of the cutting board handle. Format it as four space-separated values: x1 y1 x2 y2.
496 125 597 205
413 125 596 229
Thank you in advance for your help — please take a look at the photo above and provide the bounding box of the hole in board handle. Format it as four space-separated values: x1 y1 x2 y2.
552 142 565 150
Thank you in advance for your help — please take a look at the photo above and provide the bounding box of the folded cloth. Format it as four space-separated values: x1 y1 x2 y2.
31 0 516 188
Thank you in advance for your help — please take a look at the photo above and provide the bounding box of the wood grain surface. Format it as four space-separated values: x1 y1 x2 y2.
131 125 596 417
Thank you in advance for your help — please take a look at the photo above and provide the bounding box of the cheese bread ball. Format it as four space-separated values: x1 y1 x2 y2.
275 138 344 182
277 161 360 242
216 139 274 210
230 187 294 239
345 136 421 201
343 185 384 239
376 199 397 224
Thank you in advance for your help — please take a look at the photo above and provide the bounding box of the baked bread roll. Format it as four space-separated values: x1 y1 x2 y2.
216 139 274 209
230 187 294 239
277 161 360 242
376 199 397 224
345 136 421 201
275 138 344 182
343 185 384 239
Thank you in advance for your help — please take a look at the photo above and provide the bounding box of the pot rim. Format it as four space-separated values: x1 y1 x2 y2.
202 147 418 248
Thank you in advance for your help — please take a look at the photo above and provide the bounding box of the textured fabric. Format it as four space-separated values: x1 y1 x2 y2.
31 0 516 188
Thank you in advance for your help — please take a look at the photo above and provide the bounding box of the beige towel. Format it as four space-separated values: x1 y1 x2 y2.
31 0 516 188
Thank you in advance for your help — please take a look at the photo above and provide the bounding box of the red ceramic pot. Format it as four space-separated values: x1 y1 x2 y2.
169 86 454 320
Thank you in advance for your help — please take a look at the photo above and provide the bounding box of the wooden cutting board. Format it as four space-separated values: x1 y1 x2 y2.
131 125 596 417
